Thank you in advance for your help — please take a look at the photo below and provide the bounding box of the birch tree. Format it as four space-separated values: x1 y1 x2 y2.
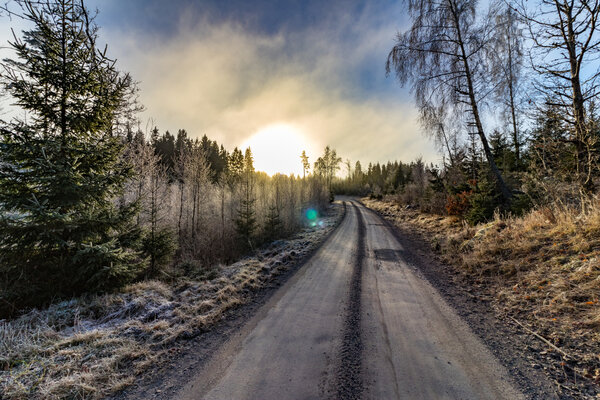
490 4 525 165
387 0 513 200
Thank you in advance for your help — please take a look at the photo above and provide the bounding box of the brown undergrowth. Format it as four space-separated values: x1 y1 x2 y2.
363 197 600 394
0 204 343 399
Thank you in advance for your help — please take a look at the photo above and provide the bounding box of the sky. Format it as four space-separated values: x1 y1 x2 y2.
0 0 440 176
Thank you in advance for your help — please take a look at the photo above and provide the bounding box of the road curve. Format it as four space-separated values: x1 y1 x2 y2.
174 200 524 400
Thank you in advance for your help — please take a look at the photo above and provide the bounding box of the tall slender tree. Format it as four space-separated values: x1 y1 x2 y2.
0 0 142 315
300 150 310 178
387 0 513 200
235 148 257 248
490 5 525 165
517 0 600 196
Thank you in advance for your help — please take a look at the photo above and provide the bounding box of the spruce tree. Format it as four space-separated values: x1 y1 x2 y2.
529 102 574 179
235 148 257 248
264 177 283 242
0 0 143 315
300 150 310 178
264 204 283 242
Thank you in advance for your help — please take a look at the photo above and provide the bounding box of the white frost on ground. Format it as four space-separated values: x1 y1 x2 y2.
0 203 343 400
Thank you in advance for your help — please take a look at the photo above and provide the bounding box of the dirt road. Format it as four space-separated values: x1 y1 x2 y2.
174 200 525 400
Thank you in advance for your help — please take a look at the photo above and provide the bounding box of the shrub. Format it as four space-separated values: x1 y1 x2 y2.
466 178 500 225
509 193 533 217
446 190 472 216
141 228 177 276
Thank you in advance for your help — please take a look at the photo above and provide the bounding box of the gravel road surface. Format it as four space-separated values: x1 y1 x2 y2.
174 200 525 400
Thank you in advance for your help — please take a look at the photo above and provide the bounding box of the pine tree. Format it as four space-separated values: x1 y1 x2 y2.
0 0 143 316
529 101 574 179
235 148 257 248
465 133 483 181
228 147 245 182
489 130 516 174
264 204 283 242
264 177 283 241
300 150 310 178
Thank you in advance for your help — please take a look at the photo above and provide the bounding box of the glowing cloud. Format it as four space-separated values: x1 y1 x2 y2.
242 123 316 176
83 2 439 167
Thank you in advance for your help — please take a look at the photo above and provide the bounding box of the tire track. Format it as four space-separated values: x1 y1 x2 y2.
335 202 366 400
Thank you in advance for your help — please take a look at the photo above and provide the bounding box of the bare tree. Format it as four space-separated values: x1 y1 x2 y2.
146 153 171 275
420 104 457 165
517 0 600 196
186 146 211 244
490 4 525 164
386 0 513 200
173 146 188 242
124 134 155 226
324 146 342 193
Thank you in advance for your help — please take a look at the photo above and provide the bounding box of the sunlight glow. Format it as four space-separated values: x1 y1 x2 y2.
241 123 313 176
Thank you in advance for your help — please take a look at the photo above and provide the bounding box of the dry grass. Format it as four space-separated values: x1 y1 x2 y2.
0 204 343 399
363 197 600 385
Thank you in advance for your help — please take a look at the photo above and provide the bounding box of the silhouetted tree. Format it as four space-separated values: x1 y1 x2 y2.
236 148 257 248
301 150 310 178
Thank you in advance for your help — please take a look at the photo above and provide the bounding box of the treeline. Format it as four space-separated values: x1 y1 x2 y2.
334 160 411 196
124 128 329 272
335 109 600 225
0 0 328 317
380 0 600 213
347 0 600 222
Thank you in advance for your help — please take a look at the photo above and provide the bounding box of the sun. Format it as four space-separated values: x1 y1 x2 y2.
241 123 314 176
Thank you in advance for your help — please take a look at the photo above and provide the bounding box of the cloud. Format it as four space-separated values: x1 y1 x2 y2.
2 1 440 167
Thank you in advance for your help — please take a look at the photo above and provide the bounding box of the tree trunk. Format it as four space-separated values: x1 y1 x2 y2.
439 124 455 165
506 11 520 164
178 181 184 242
221 184 225 259
571 80 591 195
565 8 593 195
149 172 157 275
191 184 197 241
450 0 512 201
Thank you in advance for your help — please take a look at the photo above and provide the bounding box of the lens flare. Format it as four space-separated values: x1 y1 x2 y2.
306 208 318 221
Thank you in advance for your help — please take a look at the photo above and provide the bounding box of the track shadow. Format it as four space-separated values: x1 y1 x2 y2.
373 248 402 262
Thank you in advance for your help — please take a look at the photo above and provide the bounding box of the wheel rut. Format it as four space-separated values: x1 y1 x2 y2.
334 202 366 400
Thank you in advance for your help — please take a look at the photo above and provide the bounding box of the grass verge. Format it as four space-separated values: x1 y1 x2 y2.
0 204 344 399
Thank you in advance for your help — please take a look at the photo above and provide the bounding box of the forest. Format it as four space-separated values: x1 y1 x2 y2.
0 0 600 398
0 0 330 318
1 0 599 316
333 0 600 227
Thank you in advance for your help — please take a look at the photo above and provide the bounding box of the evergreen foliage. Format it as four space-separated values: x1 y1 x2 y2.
235 148 257 248
465 178 500 225
264 204 283 241
0 0 143 316
141 227 177 275
313 146 342 201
